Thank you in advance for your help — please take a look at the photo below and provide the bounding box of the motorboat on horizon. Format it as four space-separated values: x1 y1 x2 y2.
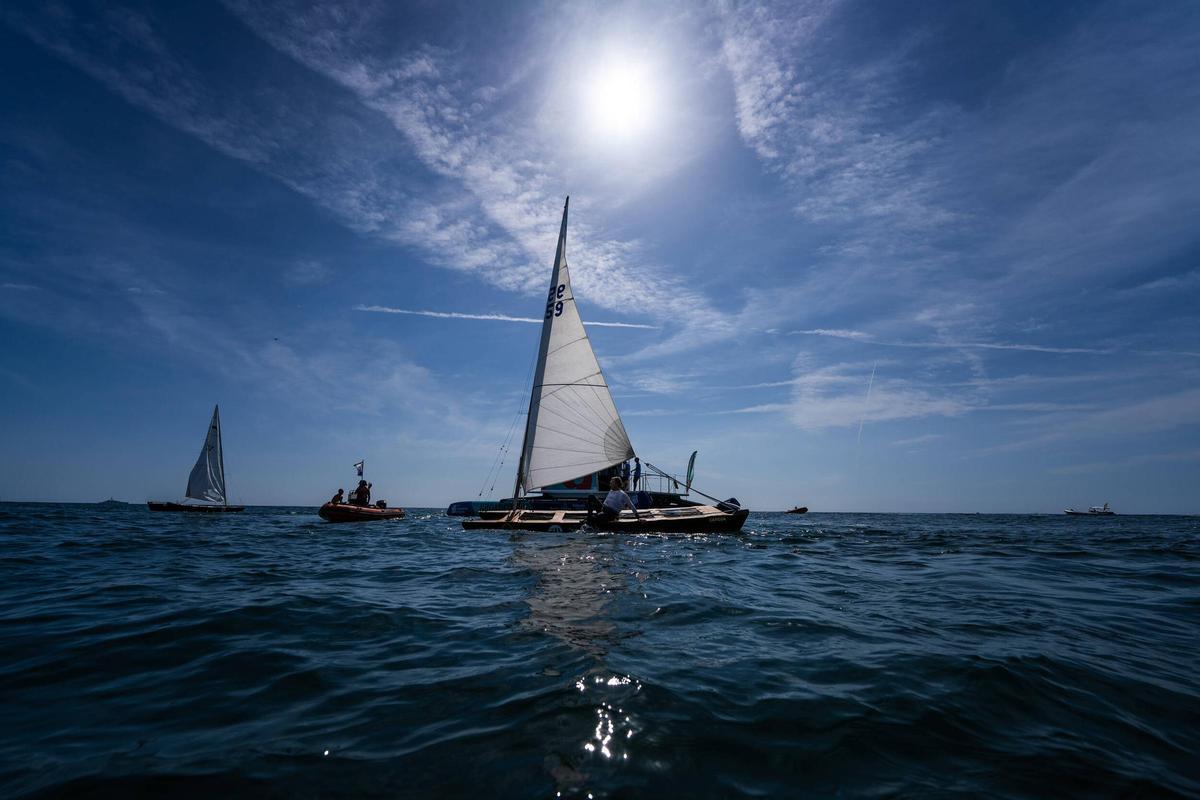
1064 503 1115 516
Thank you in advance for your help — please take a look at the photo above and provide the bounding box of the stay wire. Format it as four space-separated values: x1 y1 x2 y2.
478 345 539 498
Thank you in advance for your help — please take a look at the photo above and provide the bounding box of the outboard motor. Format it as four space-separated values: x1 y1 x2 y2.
717 497 741 512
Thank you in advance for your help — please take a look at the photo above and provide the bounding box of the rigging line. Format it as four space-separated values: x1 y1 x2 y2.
529 444 617 454
542 332 587 361
539 376 611 406
568 383 620 425
585 379 622 431
534 374 602 392
487 414 522 495
534 382 610 388
545 386 618 430
480 410 521 497
531 422 607 449
481 403 523 494
854 361 878 479
480 340 539 498
553 392 619 435
533 415 607 444
527 463 622 485
528 457 624 483
534 371 610 401
535 399 612 441
566 384 620 421
535 374 608 407
545 379 615 414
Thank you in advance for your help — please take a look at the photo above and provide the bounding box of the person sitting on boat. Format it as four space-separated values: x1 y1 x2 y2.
350 480 371 506
330 488 345 505
588 477 641 524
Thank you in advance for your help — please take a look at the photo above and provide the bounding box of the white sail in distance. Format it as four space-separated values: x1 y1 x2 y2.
519 198 634 492
186 405 227 504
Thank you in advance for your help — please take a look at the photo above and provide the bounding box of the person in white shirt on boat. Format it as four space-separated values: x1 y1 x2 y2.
588 477 641 524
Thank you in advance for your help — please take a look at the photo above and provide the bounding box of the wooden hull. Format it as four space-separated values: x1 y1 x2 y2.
147 502 244 513
462 504 749 533
318 502 406 523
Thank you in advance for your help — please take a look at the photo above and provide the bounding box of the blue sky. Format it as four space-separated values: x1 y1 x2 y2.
1 0 1198 512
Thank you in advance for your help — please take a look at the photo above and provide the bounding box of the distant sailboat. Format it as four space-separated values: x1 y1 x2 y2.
148 405 244 513
465 198 748 533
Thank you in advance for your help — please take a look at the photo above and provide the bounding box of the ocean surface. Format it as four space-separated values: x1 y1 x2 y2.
0 504 1197 798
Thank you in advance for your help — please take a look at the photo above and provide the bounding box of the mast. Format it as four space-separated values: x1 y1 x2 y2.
215 405 226 507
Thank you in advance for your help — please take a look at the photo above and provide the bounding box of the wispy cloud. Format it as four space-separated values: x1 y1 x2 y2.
284 259 332 286
355 305 657 329
713 359 976 429
5 3 674 327
717 0 1200 373
979 387 1200 455
783 328 1200 359
623 408 687 418
1125 269 1200 293
717 0 955 233
220 0 738 357
1052 448 1200 475
790 328 871 341
890 433 944 447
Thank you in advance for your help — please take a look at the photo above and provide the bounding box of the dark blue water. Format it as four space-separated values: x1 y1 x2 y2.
1 504 1196 798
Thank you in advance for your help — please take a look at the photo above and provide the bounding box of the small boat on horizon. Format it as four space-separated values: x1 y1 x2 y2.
318 503 406 522
463 198 748 534
786 506 808 514
96 497 130 508
1064 503 1115 516
318 462 406 522
148 405 244 513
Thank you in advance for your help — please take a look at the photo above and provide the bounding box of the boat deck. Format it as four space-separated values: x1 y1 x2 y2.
462 504 748 533
147 502 244 513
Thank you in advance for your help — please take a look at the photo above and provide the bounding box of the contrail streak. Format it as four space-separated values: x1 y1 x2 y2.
855 361 878 475
355 305 658 329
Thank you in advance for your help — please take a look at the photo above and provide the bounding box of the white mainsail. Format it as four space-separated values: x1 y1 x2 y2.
519 198 634 492
186 405 227 504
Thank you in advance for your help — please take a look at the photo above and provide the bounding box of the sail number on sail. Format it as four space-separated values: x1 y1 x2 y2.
545 284 567 318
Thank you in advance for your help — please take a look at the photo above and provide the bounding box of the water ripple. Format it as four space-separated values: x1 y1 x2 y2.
0 505 1196 797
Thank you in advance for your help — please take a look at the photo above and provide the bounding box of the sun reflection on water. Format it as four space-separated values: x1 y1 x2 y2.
512 533 647 793
576 672 641 764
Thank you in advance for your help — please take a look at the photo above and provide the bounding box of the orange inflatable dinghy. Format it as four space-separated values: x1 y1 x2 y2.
318 502 406 522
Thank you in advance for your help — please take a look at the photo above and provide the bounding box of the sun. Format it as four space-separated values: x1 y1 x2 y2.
583 59 658 143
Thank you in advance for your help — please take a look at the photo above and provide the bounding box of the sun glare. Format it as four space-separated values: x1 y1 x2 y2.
584 60 658 143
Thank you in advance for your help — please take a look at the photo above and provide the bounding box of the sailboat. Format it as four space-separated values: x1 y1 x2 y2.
464 198 748 533
147 405 245 513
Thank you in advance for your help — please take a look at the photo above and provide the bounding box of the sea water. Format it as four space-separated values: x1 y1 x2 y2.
0 504 1196 797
